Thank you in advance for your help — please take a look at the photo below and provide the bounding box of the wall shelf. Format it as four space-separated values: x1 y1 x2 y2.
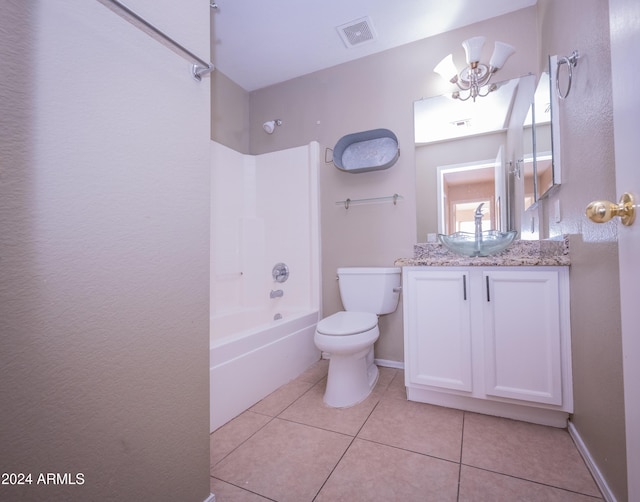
335 193 403 210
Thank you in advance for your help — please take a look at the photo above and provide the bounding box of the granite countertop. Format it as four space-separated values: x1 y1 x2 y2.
396 236 570 267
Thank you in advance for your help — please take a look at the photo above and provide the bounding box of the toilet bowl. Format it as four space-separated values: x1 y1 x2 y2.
314 312 380 407
314 267 401 408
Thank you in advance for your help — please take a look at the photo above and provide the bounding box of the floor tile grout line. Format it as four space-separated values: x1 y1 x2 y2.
310 430 360 501
458 463 605 499
271 415 356 439
275 368 402 438
259 376 323 419
354 394 385 437
457 411 467 501
209 474 279 501
272 366 397 438
210 413 277 470
251 384 315 418
353 436 461 466
311 399 383 501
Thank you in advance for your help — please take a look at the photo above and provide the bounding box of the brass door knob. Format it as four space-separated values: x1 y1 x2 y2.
586 192 636 226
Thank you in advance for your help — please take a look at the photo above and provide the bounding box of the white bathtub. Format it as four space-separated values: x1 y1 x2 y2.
210 309 320 432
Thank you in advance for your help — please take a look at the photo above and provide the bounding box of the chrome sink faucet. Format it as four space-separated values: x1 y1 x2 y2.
475 203 485 250
270 289 284 299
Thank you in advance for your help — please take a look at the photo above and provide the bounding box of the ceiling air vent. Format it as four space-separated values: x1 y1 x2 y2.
336 17 377 48
451 118 472 128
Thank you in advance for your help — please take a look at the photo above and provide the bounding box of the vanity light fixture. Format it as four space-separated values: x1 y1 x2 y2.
434 36 515 102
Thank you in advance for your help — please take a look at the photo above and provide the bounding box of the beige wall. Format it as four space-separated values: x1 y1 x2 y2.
211 70 250 154
536 0 627 500
0 1 211 500
245 7 538 363
212 3 627 499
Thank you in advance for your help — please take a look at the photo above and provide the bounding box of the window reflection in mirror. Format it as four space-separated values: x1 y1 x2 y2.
454 200 492 232
436 161 499 235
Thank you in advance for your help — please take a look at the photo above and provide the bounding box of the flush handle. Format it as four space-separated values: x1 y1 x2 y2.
586 193 636 226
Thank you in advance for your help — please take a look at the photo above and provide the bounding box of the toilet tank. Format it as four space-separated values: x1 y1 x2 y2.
337 267 401 315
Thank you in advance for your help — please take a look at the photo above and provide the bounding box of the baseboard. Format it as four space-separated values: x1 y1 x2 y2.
323 354 404 371
374 358 404 370
567 421 616 502
407 385 569 428
323 354 405 371
203 493 215 502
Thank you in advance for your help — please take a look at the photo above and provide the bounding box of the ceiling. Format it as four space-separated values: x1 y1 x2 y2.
414 77 520 144
210 0 537 92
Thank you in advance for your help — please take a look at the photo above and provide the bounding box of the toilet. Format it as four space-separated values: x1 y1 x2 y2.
314 267 401 408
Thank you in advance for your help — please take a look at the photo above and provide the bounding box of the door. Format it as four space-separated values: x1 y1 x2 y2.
404 270 473 392
609 0 640 498
483 270 563 406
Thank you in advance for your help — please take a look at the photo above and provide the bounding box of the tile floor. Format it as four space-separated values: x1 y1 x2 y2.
210 360 603 501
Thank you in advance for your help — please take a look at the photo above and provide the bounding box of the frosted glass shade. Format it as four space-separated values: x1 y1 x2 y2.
433 54 458 81
462 36 486 64
489 41 515 69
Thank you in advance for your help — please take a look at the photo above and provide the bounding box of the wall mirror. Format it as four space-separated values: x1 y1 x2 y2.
415 74 537 241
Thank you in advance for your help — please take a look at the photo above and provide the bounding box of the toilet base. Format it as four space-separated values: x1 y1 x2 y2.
323 347 379 408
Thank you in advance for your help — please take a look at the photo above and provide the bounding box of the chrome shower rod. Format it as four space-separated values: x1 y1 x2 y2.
97 0 214 81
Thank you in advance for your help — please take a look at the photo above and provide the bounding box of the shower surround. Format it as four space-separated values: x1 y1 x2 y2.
209 141 321 431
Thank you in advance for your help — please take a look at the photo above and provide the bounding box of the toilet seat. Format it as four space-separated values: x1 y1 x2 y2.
316 311 377 336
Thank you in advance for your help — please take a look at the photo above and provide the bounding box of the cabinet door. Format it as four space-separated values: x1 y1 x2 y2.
483 270 562 405
405 270 472 392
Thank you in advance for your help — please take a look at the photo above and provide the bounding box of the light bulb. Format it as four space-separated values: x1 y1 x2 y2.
489 41 515 70
434 54 459 82
462 36 486 64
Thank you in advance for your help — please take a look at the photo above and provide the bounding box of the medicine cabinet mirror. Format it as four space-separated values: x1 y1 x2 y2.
523 57 561 212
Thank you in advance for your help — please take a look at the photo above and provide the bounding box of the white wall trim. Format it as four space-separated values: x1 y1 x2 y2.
375 358 404 370
203 493 215 502
568 421 616 502
324 355 404 370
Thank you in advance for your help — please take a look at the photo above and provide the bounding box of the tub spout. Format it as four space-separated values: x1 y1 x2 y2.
270 289 284 299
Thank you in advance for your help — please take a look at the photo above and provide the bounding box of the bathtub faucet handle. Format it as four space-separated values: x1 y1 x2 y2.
272 263 289 283
270 289 284 299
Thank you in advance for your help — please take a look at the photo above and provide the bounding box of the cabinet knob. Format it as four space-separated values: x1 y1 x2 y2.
585 192 635 226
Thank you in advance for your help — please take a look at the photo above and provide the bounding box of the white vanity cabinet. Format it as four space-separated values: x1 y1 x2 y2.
403 266 572 427
404 270 473 393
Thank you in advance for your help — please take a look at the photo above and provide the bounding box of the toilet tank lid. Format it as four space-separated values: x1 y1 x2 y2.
317 311 378 336
337 267 400 275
